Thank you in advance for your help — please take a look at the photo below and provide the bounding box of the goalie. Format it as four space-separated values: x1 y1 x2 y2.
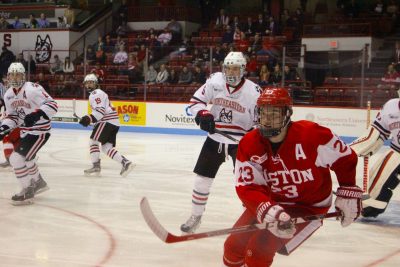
350 98 400 218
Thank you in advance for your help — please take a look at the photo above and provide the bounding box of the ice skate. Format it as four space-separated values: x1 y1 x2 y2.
11 183 35 206
84 160 101 176
180 215 202 234
120 158 135 177
0 159 11 169
33 174 49 195
362 206 386 218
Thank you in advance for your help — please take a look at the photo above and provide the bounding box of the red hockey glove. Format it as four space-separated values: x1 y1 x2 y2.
24 109 47 127
0 125 10 141
257 202 296 239
335 185 363 227
79 115 92 127
195 110 215 134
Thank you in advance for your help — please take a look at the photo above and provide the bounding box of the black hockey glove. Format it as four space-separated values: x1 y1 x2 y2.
195 110 215 134
0 125 10 141
24 109 47 127
79 115 92 127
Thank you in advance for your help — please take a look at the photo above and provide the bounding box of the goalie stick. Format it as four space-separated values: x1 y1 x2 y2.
361 100 372 200
140 197 342 244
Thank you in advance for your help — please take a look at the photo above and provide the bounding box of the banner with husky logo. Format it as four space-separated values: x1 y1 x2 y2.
35 34 53 63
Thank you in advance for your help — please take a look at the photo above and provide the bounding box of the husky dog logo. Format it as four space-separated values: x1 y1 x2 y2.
219 108 232 123
35 34 53 63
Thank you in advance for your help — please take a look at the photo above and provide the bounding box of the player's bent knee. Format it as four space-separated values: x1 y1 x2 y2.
101 142 113 154
9 152 25 168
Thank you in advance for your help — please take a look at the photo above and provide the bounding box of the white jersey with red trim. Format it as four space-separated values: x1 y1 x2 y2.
89 88 119 126
372 98 400 153
1 82 58 135
234 121 358 220
189 72 261 144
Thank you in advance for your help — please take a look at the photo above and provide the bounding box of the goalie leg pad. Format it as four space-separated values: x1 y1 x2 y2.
350 126 384 157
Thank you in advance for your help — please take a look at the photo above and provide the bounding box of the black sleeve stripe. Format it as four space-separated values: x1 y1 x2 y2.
191 96 207 105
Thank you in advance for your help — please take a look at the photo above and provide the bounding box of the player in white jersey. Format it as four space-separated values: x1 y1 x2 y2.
0 62 57 205
78 74 134 177
351 98 400 217
180 52 262 233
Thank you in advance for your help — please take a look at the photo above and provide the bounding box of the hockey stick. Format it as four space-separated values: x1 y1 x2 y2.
214 129 239 143
140 197 341 244
362 101 371 200
72 99 81 120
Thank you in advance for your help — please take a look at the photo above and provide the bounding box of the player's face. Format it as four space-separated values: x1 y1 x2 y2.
259 106 284 129
84 81 97 90
7 72 25 88
224 65 241 77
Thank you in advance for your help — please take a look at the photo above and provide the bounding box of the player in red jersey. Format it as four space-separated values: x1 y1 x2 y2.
223 88 362 267
0 127 21 168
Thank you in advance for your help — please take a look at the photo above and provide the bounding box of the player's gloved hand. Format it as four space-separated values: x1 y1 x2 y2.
0 125 10 141
24 110 46 127
334 185 363 227
79 115 91 127
195 110 215 134
257 202 296 239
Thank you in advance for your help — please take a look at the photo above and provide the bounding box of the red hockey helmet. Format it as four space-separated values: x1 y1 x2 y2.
257 87 293 137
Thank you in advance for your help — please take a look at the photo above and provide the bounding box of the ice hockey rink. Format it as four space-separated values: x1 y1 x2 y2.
0 128 399 267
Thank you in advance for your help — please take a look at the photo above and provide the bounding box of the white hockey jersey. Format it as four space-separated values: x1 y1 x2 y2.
189 72 262 144
373 98 400 153
89 89 119 126
2 82 58 135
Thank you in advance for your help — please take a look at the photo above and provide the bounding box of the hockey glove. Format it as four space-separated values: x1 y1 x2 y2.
79 115 92 127
257 202 296 239
195 110 215 134
334 185 363 227
24 109 47 127
0 125 10 141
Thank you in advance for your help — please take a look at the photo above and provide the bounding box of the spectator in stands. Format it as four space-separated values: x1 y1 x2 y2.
57 16 67 28
235 34 249 53
168 68 179 84
213 45 226 65
114 35 126 53
38 13 50 28
215 8 229 29
201 47 210 63
283 65 296 82
0 46 15 76
243 16 255 36
94 36 106 64
63 56 75 74
137 44 147 65
281 9 290 28
0 16 9 30
54 74 66 97
383 63 400 82
116 20 129 37
113 45 128 65
231 16 241 30
178 66 193 84
259 64 270 86
191 48 203 66
373 0 384 15
156 64 169 84
176 37 193 56
86 45 96 65
27 14 38 29
90 62 105 82
266 16 278 36
64 4 76 28
233 27 243 42
269 63 282 84
255 13 267 35
157 28 172 46
222 25 234 45
192 65 206 85
16 53 28 70
104 34 114 53
145 65 157 84
115 0 128 29
246 53 258 77
166 18 182 44
49 54 63 74
387 0 399 20
35 72 50 93
12 16 25 29
125 53 140 83
250 32 263 54
345 0 360 18
27 55 37 74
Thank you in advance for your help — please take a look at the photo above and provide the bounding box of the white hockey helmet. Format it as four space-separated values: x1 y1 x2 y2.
7 62 26 88
222 52 247 86
83 73 98 90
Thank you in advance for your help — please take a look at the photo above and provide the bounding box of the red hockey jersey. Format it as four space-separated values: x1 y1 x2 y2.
235 120 358 222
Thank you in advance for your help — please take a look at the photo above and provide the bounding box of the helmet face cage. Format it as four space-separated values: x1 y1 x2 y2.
7 62 26 88
223 52 246 86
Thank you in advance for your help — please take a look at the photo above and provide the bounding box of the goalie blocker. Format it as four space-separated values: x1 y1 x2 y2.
350 102 400 218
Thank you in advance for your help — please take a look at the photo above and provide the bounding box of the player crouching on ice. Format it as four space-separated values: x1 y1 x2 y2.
350 98 400 218
223 88 362 267
0 62 55 205
78 74 134 177
0 127 21 168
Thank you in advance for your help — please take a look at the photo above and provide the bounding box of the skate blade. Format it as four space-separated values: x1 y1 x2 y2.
121 163 136 177
35 186 50 195
11 199 34 206
84 172 101 177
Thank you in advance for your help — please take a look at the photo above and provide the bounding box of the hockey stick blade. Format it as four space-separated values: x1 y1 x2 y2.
214 129 239 143
140 197 341 244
